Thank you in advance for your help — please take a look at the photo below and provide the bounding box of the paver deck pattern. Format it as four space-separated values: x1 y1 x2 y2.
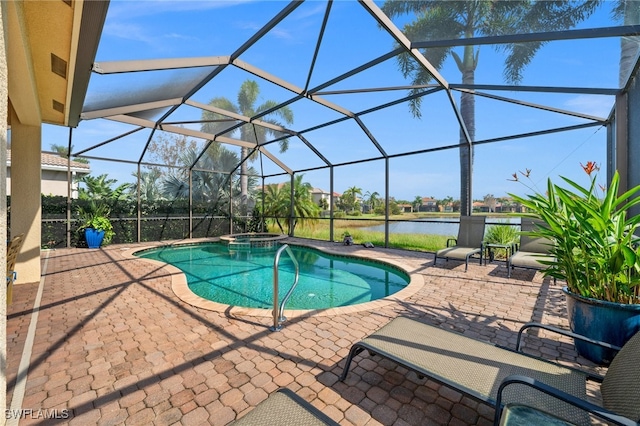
6 238 606 425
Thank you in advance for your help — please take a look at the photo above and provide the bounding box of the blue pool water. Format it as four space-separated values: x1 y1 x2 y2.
136 243 409 309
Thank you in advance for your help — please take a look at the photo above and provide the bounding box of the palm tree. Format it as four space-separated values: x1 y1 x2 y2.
614 0 640 87
364 190 380 213
260 183 289 234
368 191 381 213
285 175 320 234
50 143 88 163
342 186 363 213
382 1 602 215
413 195 423 212
200 80 294 208
259 175 320 234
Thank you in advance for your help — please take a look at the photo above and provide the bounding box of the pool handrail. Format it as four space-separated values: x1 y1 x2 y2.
270 244 300 332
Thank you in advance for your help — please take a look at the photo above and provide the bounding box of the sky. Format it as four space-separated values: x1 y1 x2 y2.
41 0 628 202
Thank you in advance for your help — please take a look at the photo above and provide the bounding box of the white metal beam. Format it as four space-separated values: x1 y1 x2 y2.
105 115 257 149
92 56 231 74
259 146 292 175
81 98 183 120
186 99 295 135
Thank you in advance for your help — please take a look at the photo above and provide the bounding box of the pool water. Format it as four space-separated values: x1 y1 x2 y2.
136 243 409 309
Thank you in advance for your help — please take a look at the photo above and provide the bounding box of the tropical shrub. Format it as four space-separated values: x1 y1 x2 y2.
509 163 640 304
77 202 115 245
484 220 518 260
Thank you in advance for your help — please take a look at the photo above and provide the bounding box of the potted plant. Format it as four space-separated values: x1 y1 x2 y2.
509 162 640 364
342 231 354 246
77 202 115 249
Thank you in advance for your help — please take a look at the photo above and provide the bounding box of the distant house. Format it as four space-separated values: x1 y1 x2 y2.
398 203 413 213
310 187 331 208
473 201 489 212
7 151 91 198
258 184 340 210
441 203 454 213
419 197 438 212
495 197 525 213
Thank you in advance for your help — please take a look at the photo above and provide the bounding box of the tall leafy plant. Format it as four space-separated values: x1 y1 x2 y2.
78 202 115 245
484 220 518 260
509 163 640 304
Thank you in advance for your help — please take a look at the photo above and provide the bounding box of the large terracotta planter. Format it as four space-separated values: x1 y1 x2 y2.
563 286 640 364
85 228 105 249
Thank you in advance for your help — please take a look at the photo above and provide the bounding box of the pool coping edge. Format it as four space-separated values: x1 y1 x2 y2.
120 238 425 318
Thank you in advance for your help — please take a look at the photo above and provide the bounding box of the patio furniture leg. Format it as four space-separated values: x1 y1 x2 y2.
340 345 365 381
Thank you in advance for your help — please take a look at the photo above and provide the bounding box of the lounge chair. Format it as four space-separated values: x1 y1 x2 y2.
508 218 554 278
434 216 486 271
6 233 25 306
340 317 640 425
231 388 339 426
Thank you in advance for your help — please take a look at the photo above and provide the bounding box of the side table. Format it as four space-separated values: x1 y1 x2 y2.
483 243 514 265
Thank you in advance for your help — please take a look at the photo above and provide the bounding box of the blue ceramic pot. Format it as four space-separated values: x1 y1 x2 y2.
563 286 640 365
85 228 105 249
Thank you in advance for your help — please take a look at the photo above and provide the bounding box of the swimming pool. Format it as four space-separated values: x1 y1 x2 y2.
135 242 410 310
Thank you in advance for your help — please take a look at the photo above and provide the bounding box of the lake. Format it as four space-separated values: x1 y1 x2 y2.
359 217 521 236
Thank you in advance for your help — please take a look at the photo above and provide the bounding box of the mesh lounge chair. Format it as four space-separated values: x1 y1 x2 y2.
6 233 25 306
508 218 554 278
434 216 486 271
340 317 640 425
231 388 339 426
495 324 640 425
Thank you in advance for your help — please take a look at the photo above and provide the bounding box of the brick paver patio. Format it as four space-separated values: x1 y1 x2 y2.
6 238 605 425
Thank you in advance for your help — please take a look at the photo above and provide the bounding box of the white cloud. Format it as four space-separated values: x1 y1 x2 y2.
103 22 155 45
564 95 614 118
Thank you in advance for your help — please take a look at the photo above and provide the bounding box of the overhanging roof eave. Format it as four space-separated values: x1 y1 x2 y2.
68 0 110 127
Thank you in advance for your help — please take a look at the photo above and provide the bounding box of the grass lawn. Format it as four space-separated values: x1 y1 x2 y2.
269 212 517 253
272 215 454 252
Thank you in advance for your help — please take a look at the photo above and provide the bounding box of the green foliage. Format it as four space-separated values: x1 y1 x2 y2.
363 191 381 213
259 183 288 233
37 195 236 247
370 201 403 216
413 195 423 211
340 186 362 213
246 206 267 233
85 216 113 236
79 174 132 201
389 200 402 216
484 221 518 260
78 202 115 245
258 175 320 234
510 167 640 304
